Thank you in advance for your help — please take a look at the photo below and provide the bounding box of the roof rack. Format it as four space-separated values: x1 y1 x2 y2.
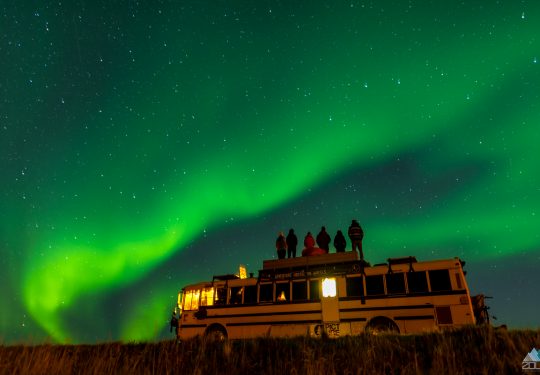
213 274 240 281
387 256 417 265
387 256 417 273
258 252 365 281
262 251 359 270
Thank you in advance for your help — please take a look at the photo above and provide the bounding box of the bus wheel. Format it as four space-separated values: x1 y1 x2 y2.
365 317 399 335
205 324 227 342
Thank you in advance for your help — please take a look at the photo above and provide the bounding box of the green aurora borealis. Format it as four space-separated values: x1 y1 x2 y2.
1 1 539 343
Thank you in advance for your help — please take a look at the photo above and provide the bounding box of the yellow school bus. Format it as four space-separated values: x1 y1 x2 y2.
173 251 477 340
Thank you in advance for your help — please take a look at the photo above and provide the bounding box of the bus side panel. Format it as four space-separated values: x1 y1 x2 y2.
269 324 312 338
178 325 206 340
194 302 323 339
400 317 437 334
450 304 475 325
227 325 270 339
178 310 207 340
349 321 365 335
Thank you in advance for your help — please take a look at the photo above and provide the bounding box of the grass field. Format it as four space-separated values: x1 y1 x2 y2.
1 326 539 374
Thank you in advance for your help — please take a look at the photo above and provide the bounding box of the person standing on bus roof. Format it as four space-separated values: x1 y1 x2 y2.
276 231 287 259
302 232 317 256
286 228 298 258
348 219 364 260
333 230 347 253
304 232 315 249
316 226 331 253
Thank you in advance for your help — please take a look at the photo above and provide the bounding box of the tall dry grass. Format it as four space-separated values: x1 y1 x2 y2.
0 326 538 374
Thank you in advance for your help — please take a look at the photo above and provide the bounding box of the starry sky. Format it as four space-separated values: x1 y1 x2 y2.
1 1 539 344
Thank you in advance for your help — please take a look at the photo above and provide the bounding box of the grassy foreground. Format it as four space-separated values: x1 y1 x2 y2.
1 326 539 375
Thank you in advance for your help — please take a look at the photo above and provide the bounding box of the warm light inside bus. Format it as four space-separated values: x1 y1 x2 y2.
239 264 247 279
322 278 337 297
183 289 200 310
201 287 214 306
177 291 183 312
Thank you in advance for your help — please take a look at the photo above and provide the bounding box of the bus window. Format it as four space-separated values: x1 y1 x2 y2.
178 291 183 311
386 273 406 294
215 287 227 305
184 289 200 311
183 290 191 310
229 287 243 304
455 272 463 290
309 280 320 301
244 285 257 304
200 287 214 306
365 275 385 295
259 283 273 302
276 282 290 302
435 306 453 324
407 271 428 293
429 270 452 292
292 280 307 301
346 276 364 297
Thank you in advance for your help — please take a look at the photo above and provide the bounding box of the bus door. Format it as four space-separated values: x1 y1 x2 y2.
320 277 340 337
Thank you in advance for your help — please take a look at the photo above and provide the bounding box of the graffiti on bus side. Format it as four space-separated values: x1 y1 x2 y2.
313 323 340 338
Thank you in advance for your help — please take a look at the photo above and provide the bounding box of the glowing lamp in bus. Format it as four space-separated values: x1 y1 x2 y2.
239 264 247 279
322 278 337 297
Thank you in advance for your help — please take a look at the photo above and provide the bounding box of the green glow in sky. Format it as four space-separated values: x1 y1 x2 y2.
1 2 539 343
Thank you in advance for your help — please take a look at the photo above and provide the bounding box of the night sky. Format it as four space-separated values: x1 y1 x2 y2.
1 1 539 344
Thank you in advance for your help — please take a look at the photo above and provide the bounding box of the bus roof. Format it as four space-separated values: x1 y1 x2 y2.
181 252 464 290
262 252 461 272
262 251 359 270
259 253 463 280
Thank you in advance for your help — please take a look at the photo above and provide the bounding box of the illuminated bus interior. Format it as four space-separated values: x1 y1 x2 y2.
181 266 460 310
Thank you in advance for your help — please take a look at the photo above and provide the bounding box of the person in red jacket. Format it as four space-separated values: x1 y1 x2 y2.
303 232 327 256
304 232 315 248
348 219 364 260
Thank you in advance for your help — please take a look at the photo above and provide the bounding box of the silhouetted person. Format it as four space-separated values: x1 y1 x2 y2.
304 232 315 249
316 226 331 253
286 228 298 258
170 310 178 334
276 231 287 259
333 230 347 253
348 219 364 260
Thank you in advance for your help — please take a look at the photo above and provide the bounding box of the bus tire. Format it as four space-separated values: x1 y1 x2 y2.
365 317 399 335
205 324 227 342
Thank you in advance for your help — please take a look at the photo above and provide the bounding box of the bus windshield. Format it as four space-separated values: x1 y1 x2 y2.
183 289 200 311
183 287 215 311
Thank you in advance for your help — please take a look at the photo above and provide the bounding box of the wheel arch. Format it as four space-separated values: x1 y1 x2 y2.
365 316 400 333
205 323 228 338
